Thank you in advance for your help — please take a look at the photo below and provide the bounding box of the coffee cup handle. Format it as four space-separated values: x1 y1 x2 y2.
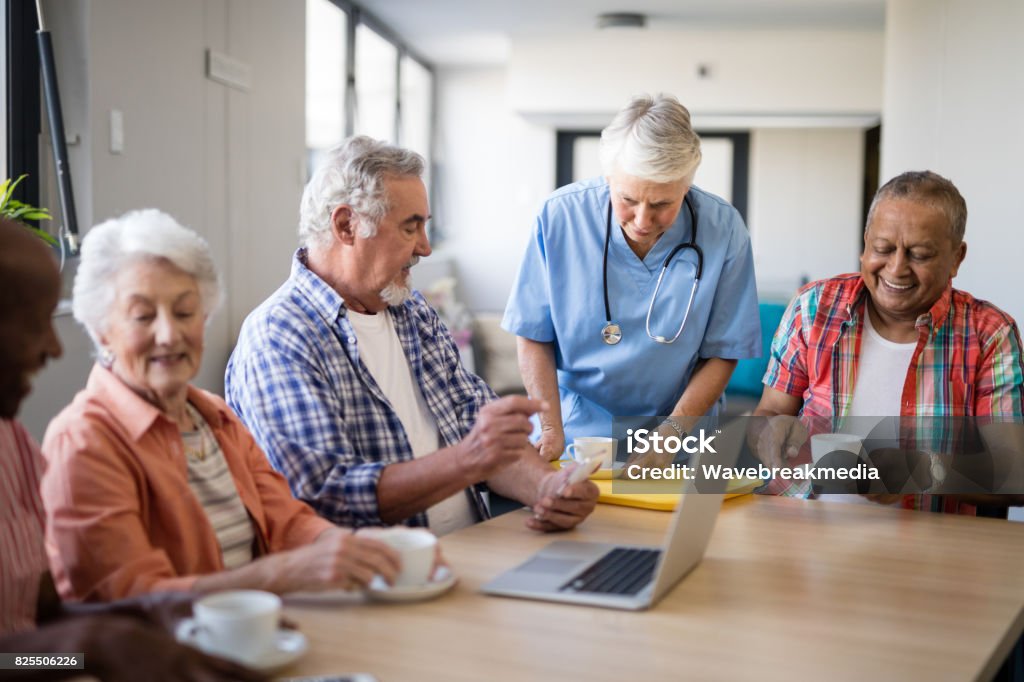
564 443 582 461
175 618 206 645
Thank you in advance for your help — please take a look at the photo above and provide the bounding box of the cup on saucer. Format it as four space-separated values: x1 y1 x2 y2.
177 590 281 663
359 527 438 587
810 433 864 465
566 436 616 470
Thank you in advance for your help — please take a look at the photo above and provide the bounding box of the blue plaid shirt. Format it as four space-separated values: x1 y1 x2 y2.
225 250 496 528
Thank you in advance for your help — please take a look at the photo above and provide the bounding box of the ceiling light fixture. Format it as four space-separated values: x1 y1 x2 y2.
597 12 646 30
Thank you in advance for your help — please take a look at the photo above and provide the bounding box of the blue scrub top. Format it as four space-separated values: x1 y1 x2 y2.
502 177 761 442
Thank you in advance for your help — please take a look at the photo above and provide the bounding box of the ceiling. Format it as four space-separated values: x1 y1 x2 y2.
356 0 887 66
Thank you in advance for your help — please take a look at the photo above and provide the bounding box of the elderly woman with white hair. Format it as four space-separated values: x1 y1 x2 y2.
503 94 762 465
40 209 403 602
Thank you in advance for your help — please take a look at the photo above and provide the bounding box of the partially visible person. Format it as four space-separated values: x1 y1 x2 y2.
226 136 598 534
752 171 1024 513
502 94 761 466
0 218 263 681
41 210 405 603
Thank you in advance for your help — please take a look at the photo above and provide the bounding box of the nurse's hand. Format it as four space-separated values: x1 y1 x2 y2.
625 423 677 470
535 425 565 462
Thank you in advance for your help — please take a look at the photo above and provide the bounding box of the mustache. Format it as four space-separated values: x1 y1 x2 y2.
405 256 420 269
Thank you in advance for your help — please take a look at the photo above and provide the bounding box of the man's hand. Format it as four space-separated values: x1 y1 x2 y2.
456 396 546 480
526 468 599 532
264 528 402 592
535 424 566 462
754 415 808 468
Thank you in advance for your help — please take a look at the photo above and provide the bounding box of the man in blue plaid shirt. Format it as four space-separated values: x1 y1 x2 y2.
226 136 598 536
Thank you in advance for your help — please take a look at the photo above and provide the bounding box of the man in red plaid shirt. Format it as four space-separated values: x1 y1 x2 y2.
751 171 1024 515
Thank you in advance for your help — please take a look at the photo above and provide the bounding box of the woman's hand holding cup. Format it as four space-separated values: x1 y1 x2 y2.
265 528 401 593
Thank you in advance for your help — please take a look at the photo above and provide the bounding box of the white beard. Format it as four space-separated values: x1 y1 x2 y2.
380 281 412 306
380 256 419 306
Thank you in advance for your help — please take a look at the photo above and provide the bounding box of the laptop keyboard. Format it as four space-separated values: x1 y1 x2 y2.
559 548 661 595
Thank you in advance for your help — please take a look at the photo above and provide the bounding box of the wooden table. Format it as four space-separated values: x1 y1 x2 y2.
281 496 1024 681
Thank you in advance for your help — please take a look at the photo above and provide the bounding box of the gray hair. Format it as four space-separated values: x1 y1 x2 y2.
72 209 224 348
299 135 425 248
599 94 702 184
866 170 968 243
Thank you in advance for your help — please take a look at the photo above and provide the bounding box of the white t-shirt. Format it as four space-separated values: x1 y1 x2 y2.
848 310 917 420
820 310 917 505
347 309 477 535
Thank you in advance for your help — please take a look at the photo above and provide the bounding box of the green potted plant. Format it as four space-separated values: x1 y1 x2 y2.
0 174 57 245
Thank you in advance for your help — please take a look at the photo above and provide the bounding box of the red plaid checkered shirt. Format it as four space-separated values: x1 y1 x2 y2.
763 274 1024 510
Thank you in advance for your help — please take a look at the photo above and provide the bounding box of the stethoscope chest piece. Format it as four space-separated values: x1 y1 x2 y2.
602 322 622 345
600 194 702 346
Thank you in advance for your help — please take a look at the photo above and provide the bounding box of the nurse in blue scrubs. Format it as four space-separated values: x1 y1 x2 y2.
502 94 761 464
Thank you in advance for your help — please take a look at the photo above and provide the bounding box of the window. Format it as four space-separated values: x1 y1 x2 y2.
399 54 432 184
305 0 349 173
305 0 348 149
555 130 750 222
1 3 7 180
4 0 42 214
304 2 436 215
305 3 434 162
353 23 397 143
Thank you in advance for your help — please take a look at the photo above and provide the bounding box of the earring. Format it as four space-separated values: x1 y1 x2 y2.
99 348 115 368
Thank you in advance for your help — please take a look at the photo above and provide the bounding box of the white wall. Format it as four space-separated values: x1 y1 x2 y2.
509 28 883 117
749 128 866 300
435 32 878 315
881 0 1024 325
432 66 555 313
20 0 306 440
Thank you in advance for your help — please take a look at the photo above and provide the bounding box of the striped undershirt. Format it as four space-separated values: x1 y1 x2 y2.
0 419 49 634
182 405 255 570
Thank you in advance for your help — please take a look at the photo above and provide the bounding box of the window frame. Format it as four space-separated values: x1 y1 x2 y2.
319 0 435 150
309 1 436 231
4 0 43 212
555 129 751 223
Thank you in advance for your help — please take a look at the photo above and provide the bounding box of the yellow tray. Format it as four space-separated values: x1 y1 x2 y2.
553 460 762 511
590 476 763 511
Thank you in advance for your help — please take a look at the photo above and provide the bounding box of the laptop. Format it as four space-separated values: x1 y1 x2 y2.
481 419 745 610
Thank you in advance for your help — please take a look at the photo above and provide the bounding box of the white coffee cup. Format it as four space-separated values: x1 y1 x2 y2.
360 527 437 587
566 436 616 470
810 433 864 464
181 590 281 662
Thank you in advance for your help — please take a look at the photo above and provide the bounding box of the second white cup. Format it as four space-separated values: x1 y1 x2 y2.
810 433 864 464
566 436 616 470
185 589 281 662
360 527 437 587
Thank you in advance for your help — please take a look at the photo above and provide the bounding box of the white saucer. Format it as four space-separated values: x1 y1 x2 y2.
175 623 308 673
594 462 626 480
366 566 458 603
557 460 625 480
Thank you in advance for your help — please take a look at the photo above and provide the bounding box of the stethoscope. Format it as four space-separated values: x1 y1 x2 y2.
601 194 703 345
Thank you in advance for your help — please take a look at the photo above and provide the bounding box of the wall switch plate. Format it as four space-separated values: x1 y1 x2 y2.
110 109 124 154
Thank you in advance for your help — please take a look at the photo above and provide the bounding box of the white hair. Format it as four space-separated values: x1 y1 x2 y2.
298 135 425 249
599 93 702 184
72 209 224 349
